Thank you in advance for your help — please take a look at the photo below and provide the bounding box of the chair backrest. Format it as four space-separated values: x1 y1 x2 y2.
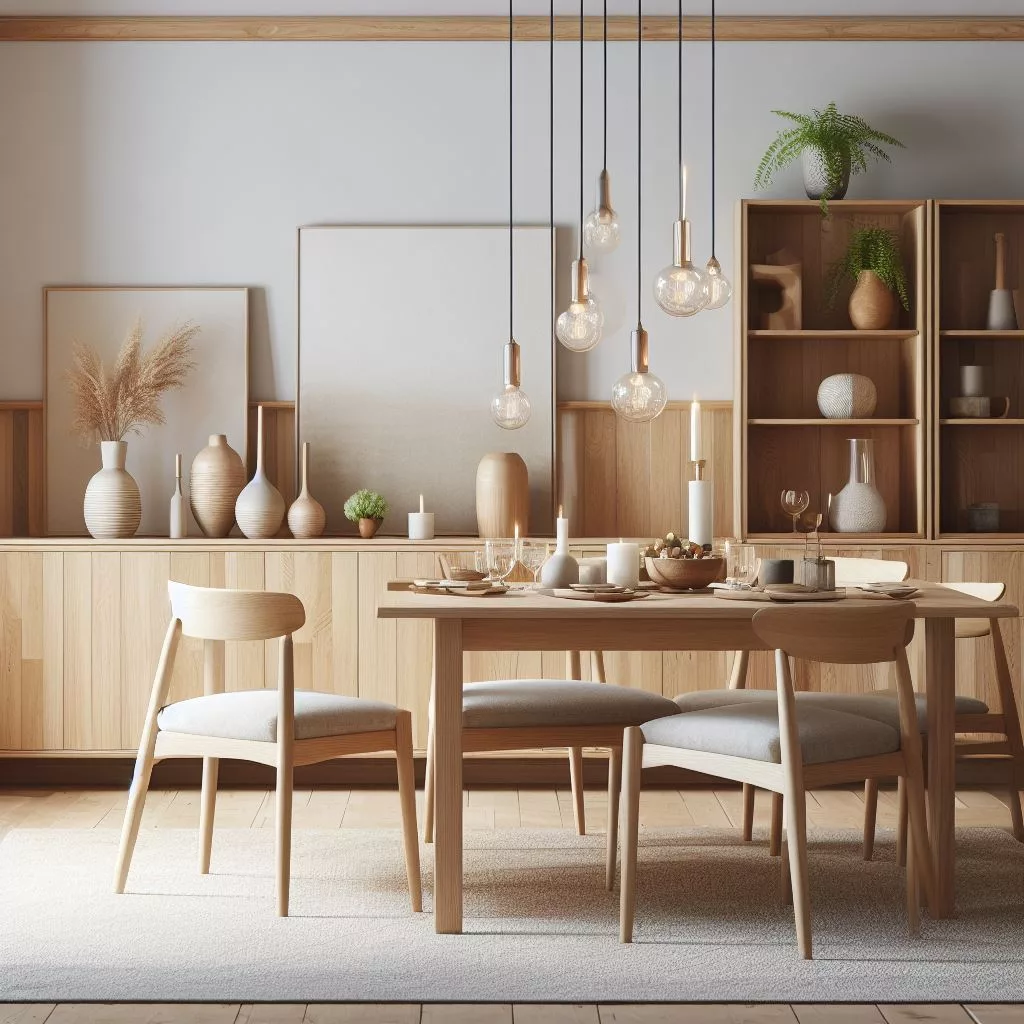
830 556 909 586
752 604 914 666
168 581 305 641
942 580 1005 639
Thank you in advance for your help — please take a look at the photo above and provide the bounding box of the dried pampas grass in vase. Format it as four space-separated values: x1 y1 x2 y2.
67 319 198 538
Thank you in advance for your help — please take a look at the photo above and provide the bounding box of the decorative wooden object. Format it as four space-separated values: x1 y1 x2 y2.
286 442 326 539
750 249 803 330
736 200 928 542
849 270 896 330
475 453 529 539
190 434 246 538
235 406 285 540
83 440 142 540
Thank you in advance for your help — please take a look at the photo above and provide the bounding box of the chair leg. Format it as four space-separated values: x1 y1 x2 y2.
569 746 586 836
619 727 643 943
769 791 783 857
395 712 423 913
905 791 920 938
990 619 1024 842
896 775 908 869
785 790 811 959
424 716 435 845
198 757 219 875
1008 783 1024 843
741 784 755 842
113 754 156 894
606 745 622 891
862 778 878 861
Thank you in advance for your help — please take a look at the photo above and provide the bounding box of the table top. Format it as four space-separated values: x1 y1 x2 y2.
377 580 1019 621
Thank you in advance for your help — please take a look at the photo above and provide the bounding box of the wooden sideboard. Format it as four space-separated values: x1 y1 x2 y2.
0 538 1019 761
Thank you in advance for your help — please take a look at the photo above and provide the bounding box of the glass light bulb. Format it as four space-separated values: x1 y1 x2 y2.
654 261 710 317
584 208 621 255
704 257 733 310
611 370 667 423
556 296 604 353
491 384 531 430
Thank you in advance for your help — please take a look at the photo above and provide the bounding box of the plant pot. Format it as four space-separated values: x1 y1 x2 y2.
83 440 142 539
829 438 887 533
849 270 896 330
190 434 246 538
235 406 285 539
801 147 850 202
359 517 382 539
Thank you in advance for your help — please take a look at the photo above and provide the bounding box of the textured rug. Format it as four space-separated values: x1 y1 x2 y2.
1 825 1023 1002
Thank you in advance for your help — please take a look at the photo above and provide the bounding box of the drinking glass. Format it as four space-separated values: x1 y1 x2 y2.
484 538 517 583
780 489 810 534
724 541 758 588
518 540 549 586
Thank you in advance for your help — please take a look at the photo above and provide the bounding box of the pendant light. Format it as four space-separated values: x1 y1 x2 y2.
653 0 709 317
556 0 604 353
491 0 531 430
583 0 621 255
611 0 667 423
703 0 732 309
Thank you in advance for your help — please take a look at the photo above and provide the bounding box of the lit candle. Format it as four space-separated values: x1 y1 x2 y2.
690 394 702 462
408 495 434 541
419 493 425 514
607 540 640 589
555 505 569 555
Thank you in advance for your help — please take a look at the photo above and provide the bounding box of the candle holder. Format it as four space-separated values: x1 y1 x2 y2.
688 459 713 548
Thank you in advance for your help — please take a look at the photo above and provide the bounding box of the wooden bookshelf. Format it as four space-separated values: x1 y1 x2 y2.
935 200 1024 539
736 199 929 541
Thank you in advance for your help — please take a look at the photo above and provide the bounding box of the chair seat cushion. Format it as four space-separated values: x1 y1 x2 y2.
673 688 989 731
157 690 398 742
462 680 680 730
642 703 901 765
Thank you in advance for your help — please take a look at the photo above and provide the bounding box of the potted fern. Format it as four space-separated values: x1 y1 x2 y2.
827 227 910 330
344 488 389 538
754 102 904 213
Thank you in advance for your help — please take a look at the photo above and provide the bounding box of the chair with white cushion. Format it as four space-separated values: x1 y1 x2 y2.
618 604 934 959
113 582 422 917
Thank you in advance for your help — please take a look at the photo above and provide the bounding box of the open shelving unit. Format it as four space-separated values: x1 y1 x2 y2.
935 201 1024 539
735 199 929 542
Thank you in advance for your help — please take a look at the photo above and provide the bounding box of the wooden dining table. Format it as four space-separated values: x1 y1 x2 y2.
377 582 1019 934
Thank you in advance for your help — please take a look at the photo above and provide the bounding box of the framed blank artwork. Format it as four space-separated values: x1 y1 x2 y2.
45 286 249 536
298 225 555 536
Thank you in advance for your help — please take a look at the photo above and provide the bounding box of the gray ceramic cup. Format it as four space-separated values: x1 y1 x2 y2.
759 558 795 585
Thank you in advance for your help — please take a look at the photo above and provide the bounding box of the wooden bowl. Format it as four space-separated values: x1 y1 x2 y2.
645 555 726 591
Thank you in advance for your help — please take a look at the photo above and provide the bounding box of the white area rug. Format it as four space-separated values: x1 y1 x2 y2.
2 825 1023 1002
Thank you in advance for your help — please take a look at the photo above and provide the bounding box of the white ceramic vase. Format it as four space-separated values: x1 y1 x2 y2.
817 373 877 419
83 440 141 539
287 442 326 539
235 406 285 539
829 438 887 533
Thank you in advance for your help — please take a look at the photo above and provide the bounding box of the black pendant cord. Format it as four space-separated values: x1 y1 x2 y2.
550 0 555 326
602 0 608 171
637 0 642 326
578 0 585 260
710 0 717 257
677 0 683 220
509 0 514 342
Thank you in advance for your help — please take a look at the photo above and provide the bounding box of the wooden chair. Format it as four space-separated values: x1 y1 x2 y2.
423 659 680 889
113 581 422 917
862 581 1024 860
618 604 934 958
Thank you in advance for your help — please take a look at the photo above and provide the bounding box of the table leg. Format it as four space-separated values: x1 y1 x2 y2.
433 618 464 934
924 616 956 919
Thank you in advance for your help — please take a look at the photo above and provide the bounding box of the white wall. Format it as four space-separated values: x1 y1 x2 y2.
2 37 1023 403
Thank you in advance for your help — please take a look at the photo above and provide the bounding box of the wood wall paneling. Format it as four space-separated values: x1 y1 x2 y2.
0 405 44 539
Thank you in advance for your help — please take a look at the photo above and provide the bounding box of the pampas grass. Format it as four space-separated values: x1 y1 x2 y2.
66 320 198 442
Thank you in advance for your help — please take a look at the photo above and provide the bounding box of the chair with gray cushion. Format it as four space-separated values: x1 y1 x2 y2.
113 581 422 918
618 604 934 959
424 674 680 889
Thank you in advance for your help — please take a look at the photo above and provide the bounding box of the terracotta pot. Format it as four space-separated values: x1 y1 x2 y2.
475 452 529 539
849 270 895 330
359 517 382 539
190 434 246 538
83 440 142 539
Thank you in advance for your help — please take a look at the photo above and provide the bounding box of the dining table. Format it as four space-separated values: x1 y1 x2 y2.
377 581 1019 934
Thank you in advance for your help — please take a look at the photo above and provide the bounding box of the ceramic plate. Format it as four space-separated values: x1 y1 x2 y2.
550 589 648 603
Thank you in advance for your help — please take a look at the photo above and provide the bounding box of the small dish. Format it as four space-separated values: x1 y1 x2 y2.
569 583 625 593
857 583 920 600
550 588 648 603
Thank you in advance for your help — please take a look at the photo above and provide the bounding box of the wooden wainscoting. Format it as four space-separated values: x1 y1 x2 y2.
0 403 44 537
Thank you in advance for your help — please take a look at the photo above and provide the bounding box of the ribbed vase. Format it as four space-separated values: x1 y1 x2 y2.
190 434 246 538
235 406 285 539
83 440 141 539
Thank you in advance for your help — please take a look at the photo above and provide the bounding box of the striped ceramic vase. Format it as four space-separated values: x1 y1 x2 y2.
83 440 142 539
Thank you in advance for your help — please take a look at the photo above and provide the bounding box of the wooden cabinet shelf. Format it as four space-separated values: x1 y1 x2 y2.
940 418 1024 426
940 330 1024 339
748 418 918 427
748 329 919 340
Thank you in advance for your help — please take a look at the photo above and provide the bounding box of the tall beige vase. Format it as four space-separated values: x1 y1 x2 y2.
83 440 142 539
849 270 895 330
287 442 326 539
190 434 246 538
475 452 529 538
235 406 285 539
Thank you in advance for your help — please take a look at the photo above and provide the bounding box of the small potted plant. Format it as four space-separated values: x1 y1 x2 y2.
754 102 904 213
826 226 910 330
344 488 388 539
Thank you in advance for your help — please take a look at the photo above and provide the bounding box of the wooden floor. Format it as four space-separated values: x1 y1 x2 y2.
2 785 1022 1024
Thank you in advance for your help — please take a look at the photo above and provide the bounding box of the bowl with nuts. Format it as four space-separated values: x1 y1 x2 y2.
643 533 726 591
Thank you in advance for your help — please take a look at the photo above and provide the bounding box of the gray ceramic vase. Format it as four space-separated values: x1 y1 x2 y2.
802 148 851 202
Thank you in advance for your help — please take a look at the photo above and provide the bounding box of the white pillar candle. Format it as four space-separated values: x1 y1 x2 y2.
688 479 713 548
690 395 702 462
607 541 640 589
408 500 435 540
555 504 569 554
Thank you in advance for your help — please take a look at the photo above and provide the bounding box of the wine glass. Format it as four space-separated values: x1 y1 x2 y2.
724 541 758 588
484 538 517 583
780 489 810 534
518 540 549 587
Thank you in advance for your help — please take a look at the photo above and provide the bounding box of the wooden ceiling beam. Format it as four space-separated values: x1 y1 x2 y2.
1 16 1023 43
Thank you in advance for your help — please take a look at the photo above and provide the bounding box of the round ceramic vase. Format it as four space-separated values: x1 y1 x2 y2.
190 434 246 538
849 270 896 330
802 148 850 201
817 373 877 419
287 442 326 539
83 440 141 539
235 407 285 539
